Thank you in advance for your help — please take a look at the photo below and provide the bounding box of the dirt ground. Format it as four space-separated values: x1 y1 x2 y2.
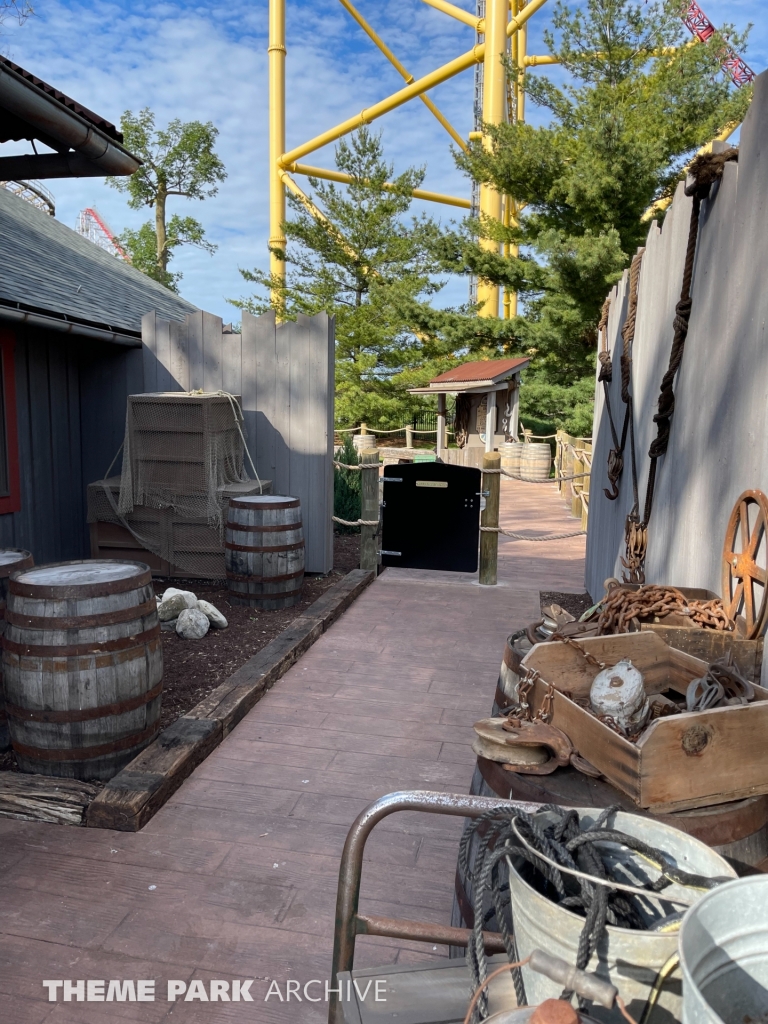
0 532 361 771
540 590 594 620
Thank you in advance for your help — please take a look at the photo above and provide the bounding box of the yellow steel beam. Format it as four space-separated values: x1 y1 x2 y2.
421 0 484 31
525 54 558 66
477 0 509 317
641 120 740 221
280 43 486 167
288 162 472 208
337 0 468 151
507 0 548 37
269 0 287 307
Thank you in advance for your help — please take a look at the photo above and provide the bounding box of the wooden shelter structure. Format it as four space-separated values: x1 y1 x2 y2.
409 357 529 465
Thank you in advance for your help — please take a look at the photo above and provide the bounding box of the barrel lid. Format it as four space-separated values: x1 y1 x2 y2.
229 495 299 510
0 549 32 567
10 559 151 599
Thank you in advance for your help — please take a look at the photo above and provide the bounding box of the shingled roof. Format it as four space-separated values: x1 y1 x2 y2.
0 186 197 339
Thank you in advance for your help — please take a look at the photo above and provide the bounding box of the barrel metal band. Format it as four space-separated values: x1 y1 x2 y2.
11 720 160 762
5 598 157 631
226 568 304 584
2 623 161 657
10 565 152 600
225 540 304 554
4 679 163 724
226 520 303 533
229 498 299 510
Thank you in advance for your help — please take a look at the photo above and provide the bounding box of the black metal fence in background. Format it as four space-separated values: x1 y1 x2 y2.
402 410 455 432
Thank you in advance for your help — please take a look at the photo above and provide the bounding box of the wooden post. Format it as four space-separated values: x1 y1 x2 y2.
479 451 500 585
437 393 446 459
405 425 414 449
360 422 367 435
485 390 497 453
360 450 379 572
571 453 583 519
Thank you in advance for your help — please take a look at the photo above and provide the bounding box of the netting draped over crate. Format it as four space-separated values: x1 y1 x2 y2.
118 393 251 527
87 392 265 578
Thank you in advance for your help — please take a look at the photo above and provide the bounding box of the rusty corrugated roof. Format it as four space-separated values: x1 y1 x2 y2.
429 357 529 385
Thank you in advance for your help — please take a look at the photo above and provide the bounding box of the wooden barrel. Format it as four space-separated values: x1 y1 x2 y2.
2 559 162 781
0 549 34 752
519 442 552 481
225 495 305 609
353 433 377 454
499 443 521 480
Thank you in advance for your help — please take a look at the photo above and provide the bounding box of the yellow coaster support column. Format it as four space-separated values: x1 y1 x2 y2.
477 0 510 318
269 0 287 306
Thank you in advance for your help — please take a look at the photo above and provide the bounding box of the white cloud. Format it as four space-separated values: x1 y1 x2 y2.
1 0 763 319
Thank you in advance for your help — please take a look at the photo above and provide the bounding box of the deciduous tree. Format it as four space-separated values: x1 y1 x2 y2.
107 109 226 291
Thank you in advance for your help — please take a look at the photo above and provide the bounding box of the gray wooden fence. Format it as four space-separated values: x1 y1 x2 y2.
586 69 768 601
141 308 335 574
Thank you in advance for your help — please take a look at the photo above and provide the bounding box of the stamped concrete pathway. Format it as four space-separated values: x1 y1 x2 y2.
0 479 585 1024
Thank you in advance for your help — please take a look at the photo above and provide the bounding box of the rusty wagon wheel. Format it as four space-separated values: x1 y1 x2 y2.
722 490 768 639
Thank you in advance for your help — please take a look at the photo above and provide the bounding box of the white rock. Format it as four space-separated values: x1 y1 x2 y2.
160 588 197 608
197 599 228 629
158 594 196 621
176 608 210 639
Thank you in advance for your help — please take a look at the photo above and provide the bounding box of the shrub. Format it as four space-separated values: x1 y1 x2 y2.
334 435 361 533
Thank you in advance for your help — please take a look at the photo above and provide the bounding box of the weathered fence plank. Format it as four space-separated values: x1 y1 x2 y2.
140 308 334 574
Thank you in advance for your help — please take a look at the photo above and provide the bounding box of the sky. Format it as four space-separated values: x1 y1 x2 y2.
1 0 765 321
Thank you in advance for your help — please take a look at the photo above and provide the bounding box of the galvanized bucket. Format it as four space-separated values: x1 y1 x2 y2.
507 807 736 1024
679 875 768 1024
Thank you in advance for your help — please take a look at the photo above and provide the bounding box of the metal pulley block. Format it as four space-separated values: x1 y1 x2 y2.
589 658 649 734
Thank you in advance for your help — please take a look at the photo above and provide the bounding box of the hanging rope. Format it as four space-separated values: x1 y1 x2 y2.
623 147 738 583
600 250 644 502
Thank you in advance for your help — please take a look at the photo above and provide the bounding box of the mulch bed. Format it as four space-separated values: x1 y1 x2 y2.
540 590 595 620
0 532 361 772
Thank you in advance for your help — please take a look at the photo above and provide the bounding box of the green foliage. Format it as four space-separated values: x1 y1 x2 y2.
116 216 215 293
333 435 361 533
231 129 490 429
107 108 226 289
437 0 752 422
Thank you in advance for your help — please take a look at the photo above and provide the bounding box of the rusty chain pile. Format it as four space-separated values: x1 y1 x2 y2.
596 585 734 635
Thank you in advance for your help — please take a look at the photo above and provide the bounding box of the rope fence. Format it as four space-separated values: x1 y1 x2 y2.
480 526 585 541
334 458 591 485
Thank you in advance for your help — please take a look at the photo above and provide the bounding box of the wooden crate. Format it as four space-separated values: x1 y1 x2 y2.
641 624 763 682
523 631 768 813
126 392 243 495
88 477 272 579
612 583 763 682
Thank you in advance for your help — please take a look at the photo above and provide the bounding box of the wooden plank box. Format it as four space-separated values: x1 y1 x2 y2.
522 631 768 814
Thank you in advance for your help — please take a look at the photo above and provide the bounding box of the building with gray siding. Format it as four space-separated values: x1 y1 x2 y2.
0 185 197 563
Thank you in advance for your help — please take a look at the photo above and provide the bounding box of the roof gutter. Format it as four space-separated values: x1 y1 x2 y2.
0 61 140 176
0 302 141 347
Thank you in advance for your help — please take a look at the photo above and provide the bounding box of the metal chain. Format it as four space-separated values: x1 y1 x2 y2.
597 585 734 635
551 633 606 670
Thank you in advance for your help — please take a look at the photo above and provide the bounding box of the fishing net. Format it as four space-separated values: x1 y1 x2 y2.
87 392 266 578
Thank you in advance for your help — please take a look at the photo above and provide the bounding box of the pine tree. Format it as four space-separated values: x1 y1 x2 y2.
437 0 752 434
231 129 488 429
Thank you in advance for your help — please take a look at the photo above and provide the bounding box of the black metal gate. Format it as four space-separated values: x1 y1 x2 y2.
380 462 482 572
